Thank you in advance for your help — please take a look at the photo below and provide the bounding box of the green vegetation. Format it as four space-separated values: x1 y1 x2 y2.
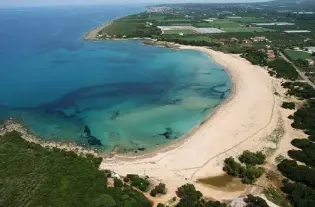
283 49 315 61
150 183 166 197
222 27 273 33
278 159 315 192
281 102 296 110
125 174 150 192
268 59 300 81
288 139 315 167
281 182 315 207
223 157 264 184
264 188 292 207
0 131 152 207
176 184 226 207
282 82 315 99
291 100 315 131
114 178 123 188
242 49 267 66
163 30 196 35
239 150 266 165
244 194 270 207
99 15 161 38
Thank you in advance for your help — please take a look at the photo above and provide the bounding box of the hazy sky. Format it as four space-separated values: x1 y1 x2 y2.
0 0 268 8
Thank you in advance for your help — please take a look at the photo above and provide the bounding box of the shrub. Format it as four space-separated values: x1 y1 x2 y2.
150 188 157 197
123 177 130 183
282 102 296 110
114 178 123 188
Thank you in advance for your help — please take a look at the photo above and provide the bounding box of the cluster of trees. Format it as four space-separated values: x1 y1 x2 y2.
244 194 270 207
124 174 150 192
176 184 226 207
150 183 166 197
281 102 296 110
223 157 264 184
282 82 315 99
278 159 315 189
241 49 268 66
275 53 315 206
290 99 315 131
223 151 266 184
276 81 315 206
0 131 152 207
239 150 266 165
268 59 299 81
281 182 315 207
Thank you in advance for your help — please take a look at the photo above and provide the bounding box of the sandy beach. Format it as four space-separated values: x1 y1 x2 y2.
100 45 284 200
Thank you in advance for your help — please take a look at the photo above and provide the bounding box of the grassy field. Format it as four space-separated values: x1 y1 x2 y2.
284 49 315 60
163 29 197 35
222 27 273 33
194 20 240 28
0 131 151 207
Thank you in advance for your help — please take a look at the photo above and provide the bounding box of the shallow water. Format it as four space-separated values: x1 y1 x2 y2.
0 5 232 152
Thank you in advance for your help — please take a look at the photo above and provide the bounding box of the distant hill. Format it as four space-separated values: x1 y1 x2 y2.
266 0 315 6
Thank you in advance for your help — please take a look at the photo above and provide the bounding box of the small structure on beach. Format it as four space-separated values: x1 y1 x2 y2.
305 58 315 66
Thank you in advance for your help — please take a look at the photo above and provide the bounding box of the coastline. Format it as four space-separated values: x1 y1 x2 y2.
99 42 283 201
1 29 303 201
0 119 98 156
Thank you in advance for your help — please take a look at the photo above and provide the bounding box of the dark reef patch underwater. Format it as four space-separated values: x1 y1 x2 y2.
0 6 231 153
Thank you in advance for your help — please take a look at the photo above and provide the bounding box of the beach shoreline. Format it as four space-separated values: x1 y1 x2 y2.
1 34 300 201
98 42 285 201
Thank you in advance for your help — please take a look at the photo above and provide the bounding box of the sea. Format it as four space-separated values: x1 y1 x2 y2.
0 5 232 153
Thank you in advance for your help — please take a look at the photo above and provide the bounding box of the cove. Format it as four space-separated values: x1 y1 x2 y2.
0 6 232 153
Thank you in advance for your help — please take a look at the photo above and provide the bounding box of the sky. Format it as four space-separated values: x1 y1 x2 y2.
0 0 269 8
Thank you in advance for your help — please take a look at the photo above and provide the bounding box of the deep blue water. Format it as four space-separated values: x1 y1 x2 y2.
0 5 232 153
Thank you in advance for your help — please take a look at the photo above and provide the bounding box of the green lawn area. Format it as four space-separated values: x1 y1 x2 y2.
163 29 196 35
0 131 152 207
284 49 315 60
194 20 240 28
222 27 273 33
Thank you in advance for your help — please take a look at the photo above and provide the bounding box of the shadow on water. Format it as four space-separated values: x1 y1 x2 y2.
197 174 246 192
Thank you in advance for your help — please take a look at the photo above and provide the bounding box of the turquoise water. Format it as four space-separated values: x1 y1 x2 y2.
0 6 232 153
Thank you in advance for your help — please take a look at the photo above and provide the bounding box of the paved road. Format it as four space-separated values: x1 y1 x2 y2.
280 52 315 90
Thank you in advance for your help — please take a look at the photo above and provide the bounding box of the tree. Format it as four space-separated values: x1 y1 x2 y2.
205 200 227 207
150 188 157 197
114 178 123 188
92 195 117 207
244 194 269 207
281 102 296 110
239 151 266 165
176 184 203 207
